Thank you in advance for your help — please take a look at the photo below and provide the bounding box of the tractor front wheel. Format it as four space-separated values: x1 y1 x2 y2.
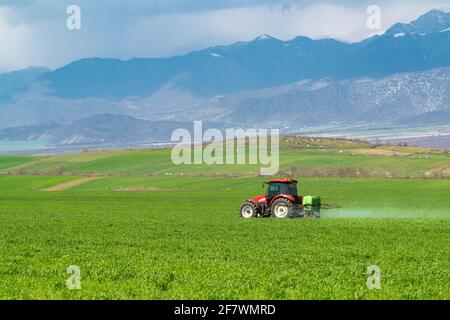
271 198 293 218
240 202 258 219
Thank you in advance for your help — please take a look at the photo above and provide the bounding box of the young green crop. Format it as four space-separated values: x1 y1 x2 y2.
0 176 449 299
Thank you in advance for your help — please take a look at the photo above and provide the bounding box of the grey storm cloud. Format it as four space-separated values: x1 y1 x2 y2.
2 0 433 23
0 0 449 72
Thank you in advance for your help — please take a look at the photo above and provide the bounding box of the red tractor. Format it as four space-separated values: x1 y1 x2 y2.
239 178 320 218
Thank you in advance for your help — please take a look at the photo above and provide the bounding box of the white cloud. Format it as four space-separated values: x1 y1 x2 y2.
124 4 368 57
0 7 36 71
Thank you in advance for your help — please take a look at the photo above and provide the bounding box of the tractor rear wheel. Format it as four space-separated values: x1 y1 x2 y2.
240 202 258 219
271 198 293 218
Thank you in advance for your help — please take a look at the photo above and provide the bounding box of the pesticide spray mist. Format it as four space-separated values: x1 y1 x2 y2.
321 209 450 219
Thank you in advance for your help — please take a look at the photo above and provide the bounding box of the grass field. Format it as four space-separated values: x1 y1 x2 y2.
0 138 449 299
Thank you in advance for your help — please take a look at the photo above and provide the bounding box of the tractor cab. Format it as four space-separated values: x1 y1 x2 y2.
264 178 301 205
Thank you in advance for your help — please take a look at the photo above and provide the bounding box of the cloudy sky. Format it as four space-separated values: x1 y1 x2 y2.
0 0 449 72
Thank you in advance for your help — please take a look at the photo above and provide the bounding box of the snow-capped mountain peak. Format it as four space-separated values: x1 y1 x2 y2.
385 9 450 36
254 34 278 41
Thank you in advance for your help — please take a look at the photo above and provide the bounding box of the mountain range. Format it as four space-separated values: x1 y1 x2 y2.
0 9 449 147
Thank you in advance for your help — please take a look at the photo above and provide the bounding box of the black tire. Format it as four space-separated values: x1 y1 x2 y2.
240 201 258 219
270 198 293 218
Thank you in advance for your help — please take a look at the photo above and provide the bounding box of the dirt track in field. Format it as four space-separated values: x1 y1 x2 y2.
43 177 103 191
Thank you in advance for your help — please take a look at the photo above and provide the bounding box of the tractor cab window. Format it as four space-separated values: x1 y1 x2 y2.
267 183 298 198
268 184 280 199
268 184 280 193
287 184 298 196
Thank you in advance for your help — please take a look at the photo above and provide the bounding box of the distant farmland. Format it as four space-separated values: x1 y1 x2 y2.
1 137 449 179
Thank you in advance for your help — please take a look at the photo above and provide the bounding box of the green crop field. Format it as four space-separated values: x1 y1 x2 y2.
3 137 449 178
0 155 37 171
0 138 449 299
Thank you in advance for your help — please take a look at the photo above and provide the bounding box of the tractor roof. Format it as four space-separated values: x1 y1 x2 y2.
266 178 298 184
